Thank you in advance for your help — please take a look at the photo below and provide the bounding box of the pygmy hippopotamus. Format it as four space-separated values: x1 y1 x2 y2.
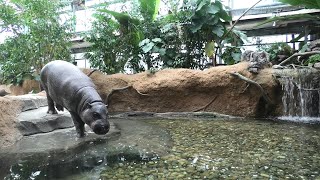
40 60 110 137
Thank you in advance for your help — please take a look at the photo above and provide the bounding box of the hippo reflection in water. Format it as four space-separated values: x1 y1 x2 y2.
40 60 110 137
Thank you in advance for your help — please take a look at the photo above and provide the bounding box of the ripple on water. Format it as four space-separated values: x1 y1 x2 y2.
278 116 320 124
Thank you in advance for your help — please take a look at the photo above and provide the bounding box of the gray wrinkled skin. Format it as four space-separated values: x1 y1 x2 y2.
40 60 110 137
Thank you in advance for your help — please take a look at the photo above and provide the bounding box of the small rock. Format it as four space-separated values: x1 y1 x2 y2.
0 89 10 97
272 65 284 69
313 62 320 69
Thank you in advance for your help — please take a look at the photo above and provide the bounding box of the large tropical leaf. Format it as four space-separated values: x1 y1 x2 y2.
205 41 215 57
138 0 160 21
97 9 140 26
96 9 143 47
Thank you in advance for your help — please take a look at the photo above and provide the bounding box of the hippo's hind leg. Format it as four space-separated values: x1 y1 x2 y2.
70 112 85 138
56 104 64 111
41 82 57 114
46 94 58 114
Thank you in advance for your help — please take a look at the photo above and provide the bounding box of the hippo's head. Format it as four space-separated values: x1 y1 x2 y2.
80 102 110 135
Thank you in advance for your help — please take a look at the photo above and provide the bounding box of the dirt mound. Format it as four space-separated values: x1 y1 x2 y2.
84 62 281 117
0 97 22 147
0 80 40 96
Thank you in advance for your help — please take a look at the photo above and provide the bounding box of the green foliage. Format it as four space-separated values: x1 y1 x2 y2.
221 46 242 65
304 54 320 65
86 0 157 74
190 0 231 35
85 18 123 73
0 0 72 85
259 43 294 64
86 0 244 73
139 0 160 21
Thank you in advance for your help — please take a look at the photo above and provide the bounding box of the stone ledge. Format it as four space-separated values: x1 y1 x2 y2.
17 106 73 136
1 121 119 154
7 94 47 112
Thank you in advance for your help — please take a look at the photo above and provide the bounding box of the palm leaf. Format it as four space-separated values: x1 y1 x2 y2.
97 9 140 26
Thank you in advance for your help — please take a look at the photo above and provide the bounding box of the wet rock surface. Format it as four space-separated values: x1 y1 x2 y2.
1 121 119 154
0 117 173 179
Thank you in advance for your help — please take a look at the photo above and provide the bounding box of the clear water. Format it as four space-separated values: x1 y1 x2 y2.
101 118 320 179
2 118 320 179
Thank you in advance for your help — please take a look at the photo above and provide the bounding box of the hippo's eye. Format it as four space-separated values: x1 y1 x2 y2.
93 112 101 119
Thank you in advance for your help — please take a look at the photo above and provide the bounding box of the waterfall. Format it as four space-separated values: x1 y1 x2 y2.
276 68 320 123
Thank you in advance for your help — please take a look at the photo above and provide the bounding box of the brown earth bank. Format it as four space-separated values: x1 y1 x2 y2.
0 79 40 96
83 62 282 117
0 97 22 147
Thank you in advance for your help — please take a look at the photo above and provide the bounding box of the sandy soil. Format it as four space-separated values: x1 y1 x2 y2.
0 97 22 147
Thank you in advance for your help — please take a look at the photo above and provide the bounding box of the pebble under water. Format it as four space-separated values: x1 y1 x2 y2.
101 118 320 180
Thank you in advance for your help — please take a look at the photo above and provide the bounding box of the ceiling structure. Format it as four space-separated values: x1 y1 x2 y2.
70 0 320 53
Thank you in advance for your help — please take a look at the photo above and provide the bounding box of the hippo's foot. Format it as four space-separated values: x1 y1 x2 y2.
47 108 58 114
56 104 64 111
76 130 86 138
77 133 87 138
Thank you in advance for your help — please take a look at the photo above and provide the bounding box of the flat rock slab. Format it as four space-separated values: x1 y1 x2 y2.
7 94 47 112
17 106 73 136
1 121 119 154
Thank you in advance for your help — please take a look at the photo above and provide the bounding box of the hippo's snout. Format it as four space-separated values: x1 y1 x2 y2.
92 120 110 135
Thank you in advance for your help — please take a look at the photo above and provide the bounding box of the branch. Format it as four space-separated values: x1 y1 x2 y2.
215 0 263 63
230 72 273 105
193 96 218 112
222 0 263 40
87 69 98 77
279 51 320 66
107 86 149 104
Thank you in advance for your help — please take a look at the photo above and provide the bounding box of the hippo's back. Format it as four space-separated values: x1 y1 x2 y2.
40 60 96 110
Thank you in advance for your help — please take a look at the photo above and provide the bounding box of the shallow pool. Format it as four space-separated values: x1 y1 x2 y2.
101 118 320 179
2 117 320 179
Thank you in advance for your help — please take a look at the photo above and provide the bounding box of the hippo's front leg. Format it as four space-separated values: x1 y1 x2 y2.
70 111 85 138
